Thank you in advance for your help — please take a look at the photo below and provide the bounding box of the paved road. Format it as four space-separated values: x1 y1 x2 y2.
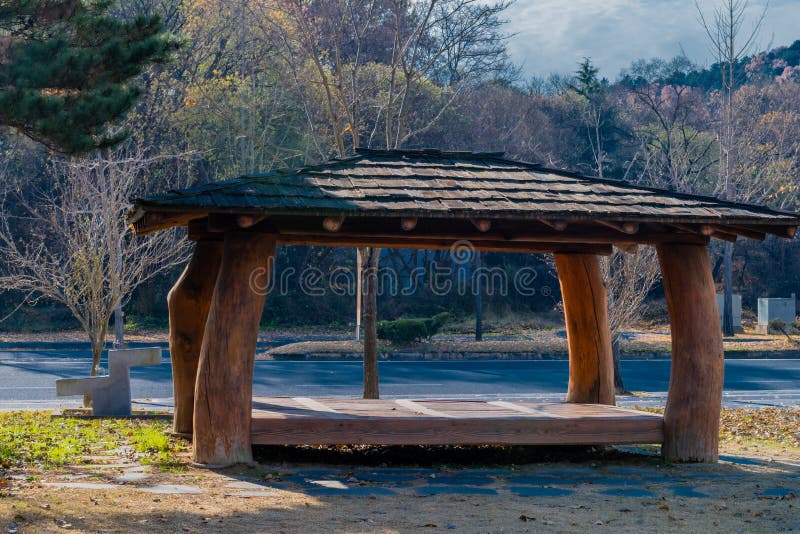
1 350 799 410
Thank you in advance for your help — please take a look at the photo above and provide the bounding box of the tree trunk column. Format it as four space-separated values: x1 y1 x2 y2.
361 246 380 399
167 240 223 435
554 253 615 405
193 233 275 466
657 243 724 462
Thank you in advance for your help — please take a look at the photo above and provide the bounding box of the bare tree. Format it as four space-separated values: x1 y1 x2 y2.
601 247 661 394
728 82 800 209
0 144 191 395
696 0 767 336
623 60 717 193
256 0 511 398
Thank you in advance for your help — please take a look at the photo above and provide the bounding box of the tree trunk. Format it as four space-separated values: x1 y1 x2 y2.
611 334 629 395
657 243 724 462
361 246 380 399
90 340 103 376
193 233 275 466
554 253 615 405
84 338 105 407
355 248 362 340
475 250 483 341
113 303 124 347
167 240 224 435
722 241 735 336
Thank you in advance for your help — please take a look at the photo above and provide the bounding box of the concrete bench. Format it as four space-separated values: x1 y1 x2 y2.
56 348 162 416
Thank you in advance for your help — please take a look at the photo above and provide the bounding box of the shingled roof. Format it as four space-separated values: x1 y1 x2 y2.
130 149 799 245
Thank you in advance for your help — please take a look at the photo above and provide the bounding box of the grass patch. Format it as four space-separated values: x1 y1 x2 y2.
130 425 185 471
0 411 184 470
131 426 171 453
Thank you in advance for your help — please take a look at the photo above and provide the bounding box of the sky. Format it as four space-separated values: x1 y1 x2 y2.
505 0 800 79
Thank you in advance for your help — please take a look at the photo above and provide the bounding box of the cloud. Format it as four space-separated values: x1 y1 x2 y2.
506 0 798 79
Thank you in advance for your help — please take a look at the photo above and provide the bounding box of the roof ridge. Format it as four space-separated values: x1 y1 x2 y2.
356 147 507 160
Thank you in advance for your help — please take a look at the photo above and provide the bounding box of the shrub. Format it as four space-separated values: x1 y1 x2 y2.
377 312 450 345
769 318 787 334
124 315 167 332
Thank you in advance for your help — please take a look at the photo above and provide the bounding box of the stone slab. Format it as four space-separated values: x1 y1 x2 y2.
427 476 494 486
352 473 420 484
224 481 274 490
306 487 396 497
225 490 281 497
667 486 710 498
308 480 349 489
116 472 150 483
598 488 656 498
415 486 497 496
140 484 202 495
583 476 652 486
508 486 574 497
43 482 120 490
507 475 578 486
760 488 797 498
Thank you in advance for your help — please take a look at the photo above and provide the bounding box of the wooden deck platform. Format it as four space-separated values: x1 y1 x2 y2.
250 398 664 446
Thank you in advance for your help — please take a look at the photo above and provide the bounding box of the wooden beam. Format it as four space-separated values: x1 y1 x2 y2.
193 233 276 467
322 217 345 232
539 219 568 231
167 241 223 435
769 225 797 238
400 218 418 231
723 223 796 239
277 233 613 255
657 243 724 462
554 253 615 405
597 220 639 234
711 229 738 243
207 213 237 233
669 223 714 236
278 227 709 245
674 222 764 241
722 225 766 241
470 218 492 232
132 211 206 236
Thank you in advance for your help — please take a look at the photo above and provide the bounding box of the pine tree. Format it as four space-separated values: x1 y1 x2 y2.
0 0 179 154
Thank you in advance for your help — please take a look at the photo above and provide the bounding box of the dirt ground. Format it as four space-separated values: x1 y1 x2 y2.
2 441 798 533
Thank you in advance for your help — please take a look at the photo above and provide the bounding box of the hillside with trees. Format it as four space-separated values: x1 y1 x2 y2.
0 0 798 347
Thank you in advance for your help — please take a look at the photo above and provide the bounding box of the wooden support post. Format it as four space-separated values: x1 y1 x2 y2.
167 241 223 435
192 233 276 466
554 253 615 405
657 243 724 462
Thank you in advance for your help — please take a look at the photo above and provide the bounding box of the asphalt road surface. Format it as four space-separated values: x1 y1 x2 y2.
1 349 799 410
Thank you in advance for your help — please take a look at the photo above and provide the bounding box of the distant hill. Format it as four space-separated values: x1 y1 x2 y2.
622 40 800 89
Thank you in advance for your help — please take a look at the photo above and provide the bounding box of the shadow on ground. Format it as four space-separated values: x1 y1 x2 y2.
252 444 662 466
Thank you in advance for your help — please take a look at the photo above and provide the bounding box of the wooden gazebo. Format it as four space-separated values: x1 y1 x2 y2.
130 148 799 467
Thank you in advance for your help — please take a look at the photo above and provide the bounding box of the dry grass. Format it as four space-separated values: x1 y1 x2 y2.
266 329 797 358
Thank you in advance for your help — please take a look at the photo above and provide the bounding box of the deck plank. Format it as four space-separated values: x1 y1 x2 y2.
250 397 664 446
